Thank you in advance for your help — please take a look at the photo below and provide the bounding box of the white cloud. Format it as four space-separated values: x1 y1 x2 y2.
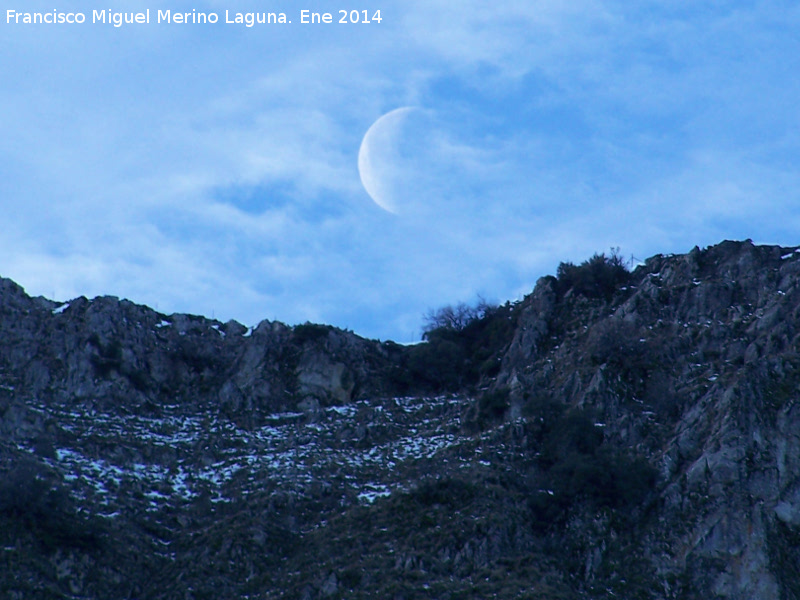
1 0 799 340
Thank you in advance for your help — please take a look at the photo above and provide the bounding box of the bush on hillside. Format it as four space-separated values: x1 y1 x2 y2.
555 249 630 300
398 299 517 393
523 402 658 529
293 322 332 345
0 458 103 551
406 338 467 391
463 388 512 432
411 477 477 509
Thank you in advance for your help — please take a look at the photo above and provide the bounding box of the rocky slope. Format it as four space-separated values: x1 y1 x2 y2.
2 239 800 599
496 240 800 598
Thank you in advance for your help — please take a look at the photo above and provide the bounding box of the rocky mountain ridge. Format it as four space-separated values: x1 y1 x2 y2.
3 239 800 599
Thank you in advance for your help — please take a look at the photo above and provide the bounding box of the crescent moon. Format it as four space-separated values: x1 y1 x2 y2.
358 107 416 214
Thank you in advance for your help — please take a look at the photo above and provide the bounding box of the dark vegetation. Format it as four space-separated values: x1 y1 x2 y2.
292 322 333 344
88 333 123 377
88 332 153 392
393 250 633 395
767 519 800 600
393 299 518 393
444 392 658 530
471 388 512 430
410 476 479 510
523 396 658 529
270 397 659 599
554 249 631 300
0 457 102 553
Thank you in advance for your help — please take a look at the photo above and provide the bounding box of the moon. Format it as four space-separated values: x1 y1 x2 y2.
358 107 416 214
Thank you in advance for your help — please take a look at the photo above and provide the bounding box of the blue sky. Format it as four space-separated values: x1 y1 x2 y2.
3 1 800 341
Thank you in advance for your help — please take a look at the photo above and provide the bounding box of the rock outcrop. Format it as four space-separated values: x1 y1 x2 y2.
495 239 800 598
0 283 395 424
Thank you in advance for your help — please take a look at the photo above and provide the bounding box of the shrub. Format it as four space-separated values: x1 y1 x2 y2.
538 409 604 468
0 458 102 551
406 339 467 391
522 394 565 428
404 299 518 393
464 388 511 432
768 519 800 600
527 405 658 529
555 249 630 300
423 302 485 333
478 388 510 422
586 319 644 367
293 322 332 344
0 459 57 518
531 448 657 529
411 477 476 509
338 567 363 590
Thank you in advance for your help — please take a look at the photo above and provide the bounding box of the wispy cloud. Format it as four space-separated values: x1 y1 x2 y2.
1 1 799 340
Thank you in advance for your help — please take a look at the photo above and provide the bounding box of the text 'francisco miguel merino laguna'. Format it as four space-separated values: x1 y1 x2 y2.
8 10 289 27
7 9 384 27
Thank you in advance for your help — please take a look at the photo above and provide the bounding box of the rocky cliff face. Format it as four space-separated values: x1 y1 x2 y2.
0 280 395 421
2 239 800 599
497 239 800 598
